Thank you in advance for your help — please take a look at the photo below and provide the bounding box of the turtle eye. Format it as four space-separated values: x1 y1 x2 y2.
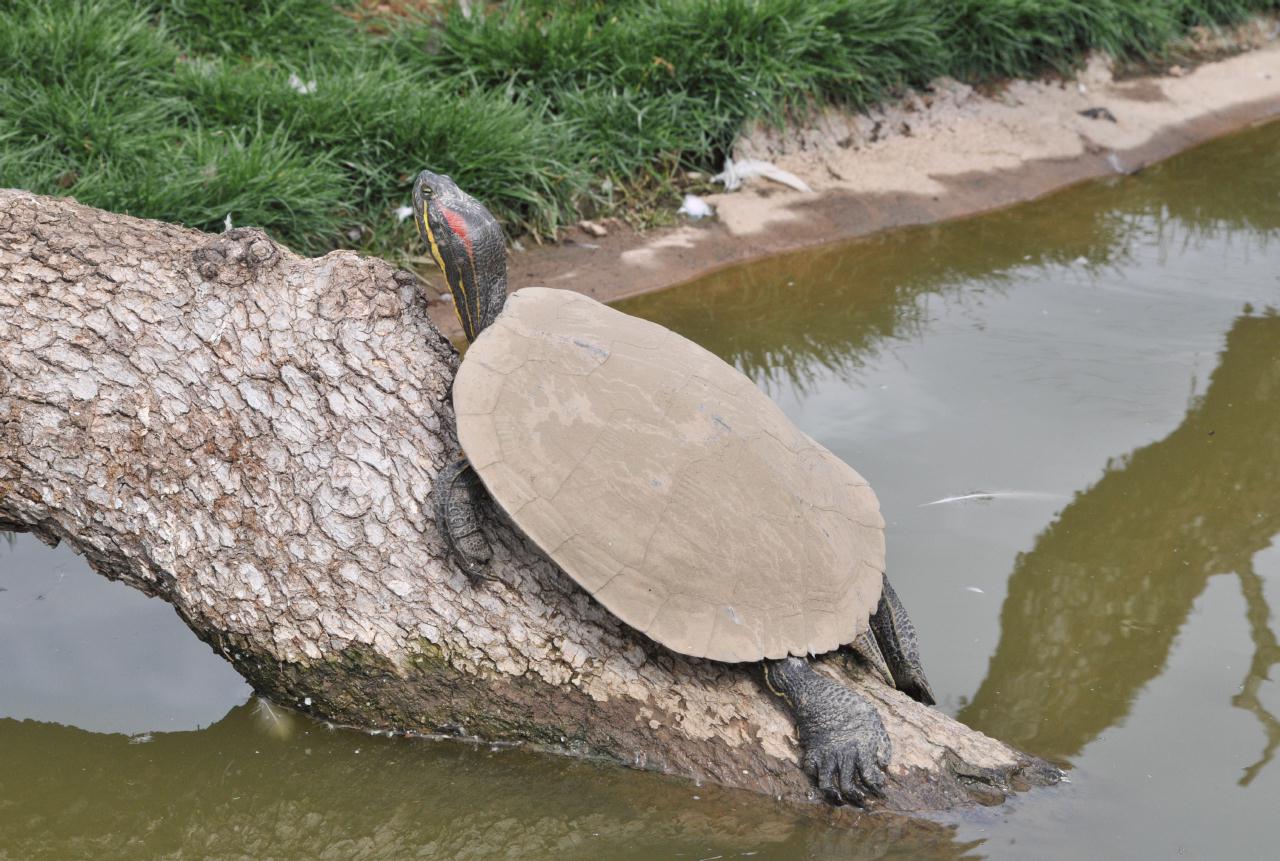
421 185 434 199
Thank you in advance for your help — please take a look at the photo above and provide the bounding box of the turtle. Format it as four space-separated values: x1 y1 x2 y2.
412 170 935 805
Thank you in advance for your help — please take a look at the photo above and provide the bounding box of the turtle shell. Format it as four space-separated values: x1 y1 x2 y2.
453 287 885 663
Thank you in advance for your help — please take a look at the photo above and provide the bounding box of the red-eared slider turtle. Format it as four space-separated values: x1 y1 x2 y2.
413 171 934 805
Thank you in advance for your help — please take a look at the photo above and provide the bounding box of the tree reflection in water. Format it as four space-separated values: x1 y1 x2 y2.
1234 560 1280 786
0 705 976 861
959 311 1280 780
621 120 1278 397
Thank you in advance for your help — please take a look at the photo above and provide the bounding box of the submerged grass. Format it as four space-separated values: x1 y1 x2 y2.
2 0 1276 257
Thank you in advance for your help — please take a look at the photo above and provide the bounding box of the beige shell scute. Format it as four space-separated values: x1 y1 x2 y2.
454 287 885 663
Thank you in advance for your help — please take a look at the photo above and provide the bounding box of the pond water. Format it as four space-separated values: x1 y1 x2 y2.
2 119 1278 859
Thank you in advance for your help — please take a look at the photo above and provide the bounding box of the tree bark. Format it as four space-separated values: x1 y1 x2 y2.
0 190 1057 813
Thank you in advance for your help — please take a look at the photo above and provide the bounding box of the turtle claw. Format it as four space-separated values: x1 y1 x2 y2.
803 724 891 806
761 658 894 807
806 748 843 804
452 532 494 583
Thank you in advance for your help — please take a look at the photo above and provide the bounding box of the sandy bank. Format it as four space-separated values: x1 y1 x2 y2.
424 36 1280 338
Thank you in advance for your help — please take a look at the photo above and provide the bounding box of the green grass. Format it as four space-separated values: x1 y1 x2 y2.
2 0 1276 258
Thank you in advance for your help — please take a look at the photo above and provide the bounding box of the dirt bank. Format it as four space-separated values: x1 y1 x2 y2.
424 36 1280 338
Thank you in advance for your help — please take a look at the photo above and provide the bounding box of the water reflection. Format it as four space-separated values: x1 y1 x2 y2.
0 535 250 734
621 122 1278 395
1235 559 1280 785
0 706 975 861
958 311 1280 770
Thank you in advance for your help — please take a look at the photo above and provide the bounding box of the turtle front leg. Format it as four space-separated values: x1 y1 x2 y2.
761 657 891 806
433 457 493 583
869 576 936 705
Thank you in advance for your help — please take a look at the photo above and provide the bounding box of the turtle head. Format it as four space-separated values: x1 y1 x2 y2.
413 170 509 342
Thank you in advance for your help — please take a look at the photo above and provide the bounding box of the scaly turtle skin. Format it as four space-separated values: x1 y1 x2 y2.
412 170 934 805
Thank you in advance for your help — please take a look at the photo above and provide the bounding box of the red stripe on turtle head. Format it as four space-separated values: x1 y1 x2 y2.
442 207 474 259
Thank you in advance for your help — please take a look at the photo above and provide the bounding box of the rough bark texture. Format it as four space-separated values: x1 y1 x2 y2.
0 190 1058 813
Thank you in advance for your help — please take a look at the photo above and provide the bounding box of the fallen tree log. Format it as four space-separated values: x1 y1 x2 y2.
0 190 1058 813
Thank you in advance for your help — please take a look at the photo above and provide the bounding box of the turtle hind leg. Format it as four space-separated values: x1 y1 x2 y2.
870 576 936 706
433 457 493 583
761 657 891 806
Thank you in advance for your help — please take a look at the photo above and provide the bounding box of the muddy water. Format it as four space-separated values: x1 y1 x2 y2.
3 120 1278 859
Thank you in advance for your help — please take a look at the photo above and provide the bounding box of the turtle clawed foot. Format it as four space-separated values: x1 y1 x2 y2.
802 719 892 807
762 658 895 807
452 531 494 586
433 458 497 587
